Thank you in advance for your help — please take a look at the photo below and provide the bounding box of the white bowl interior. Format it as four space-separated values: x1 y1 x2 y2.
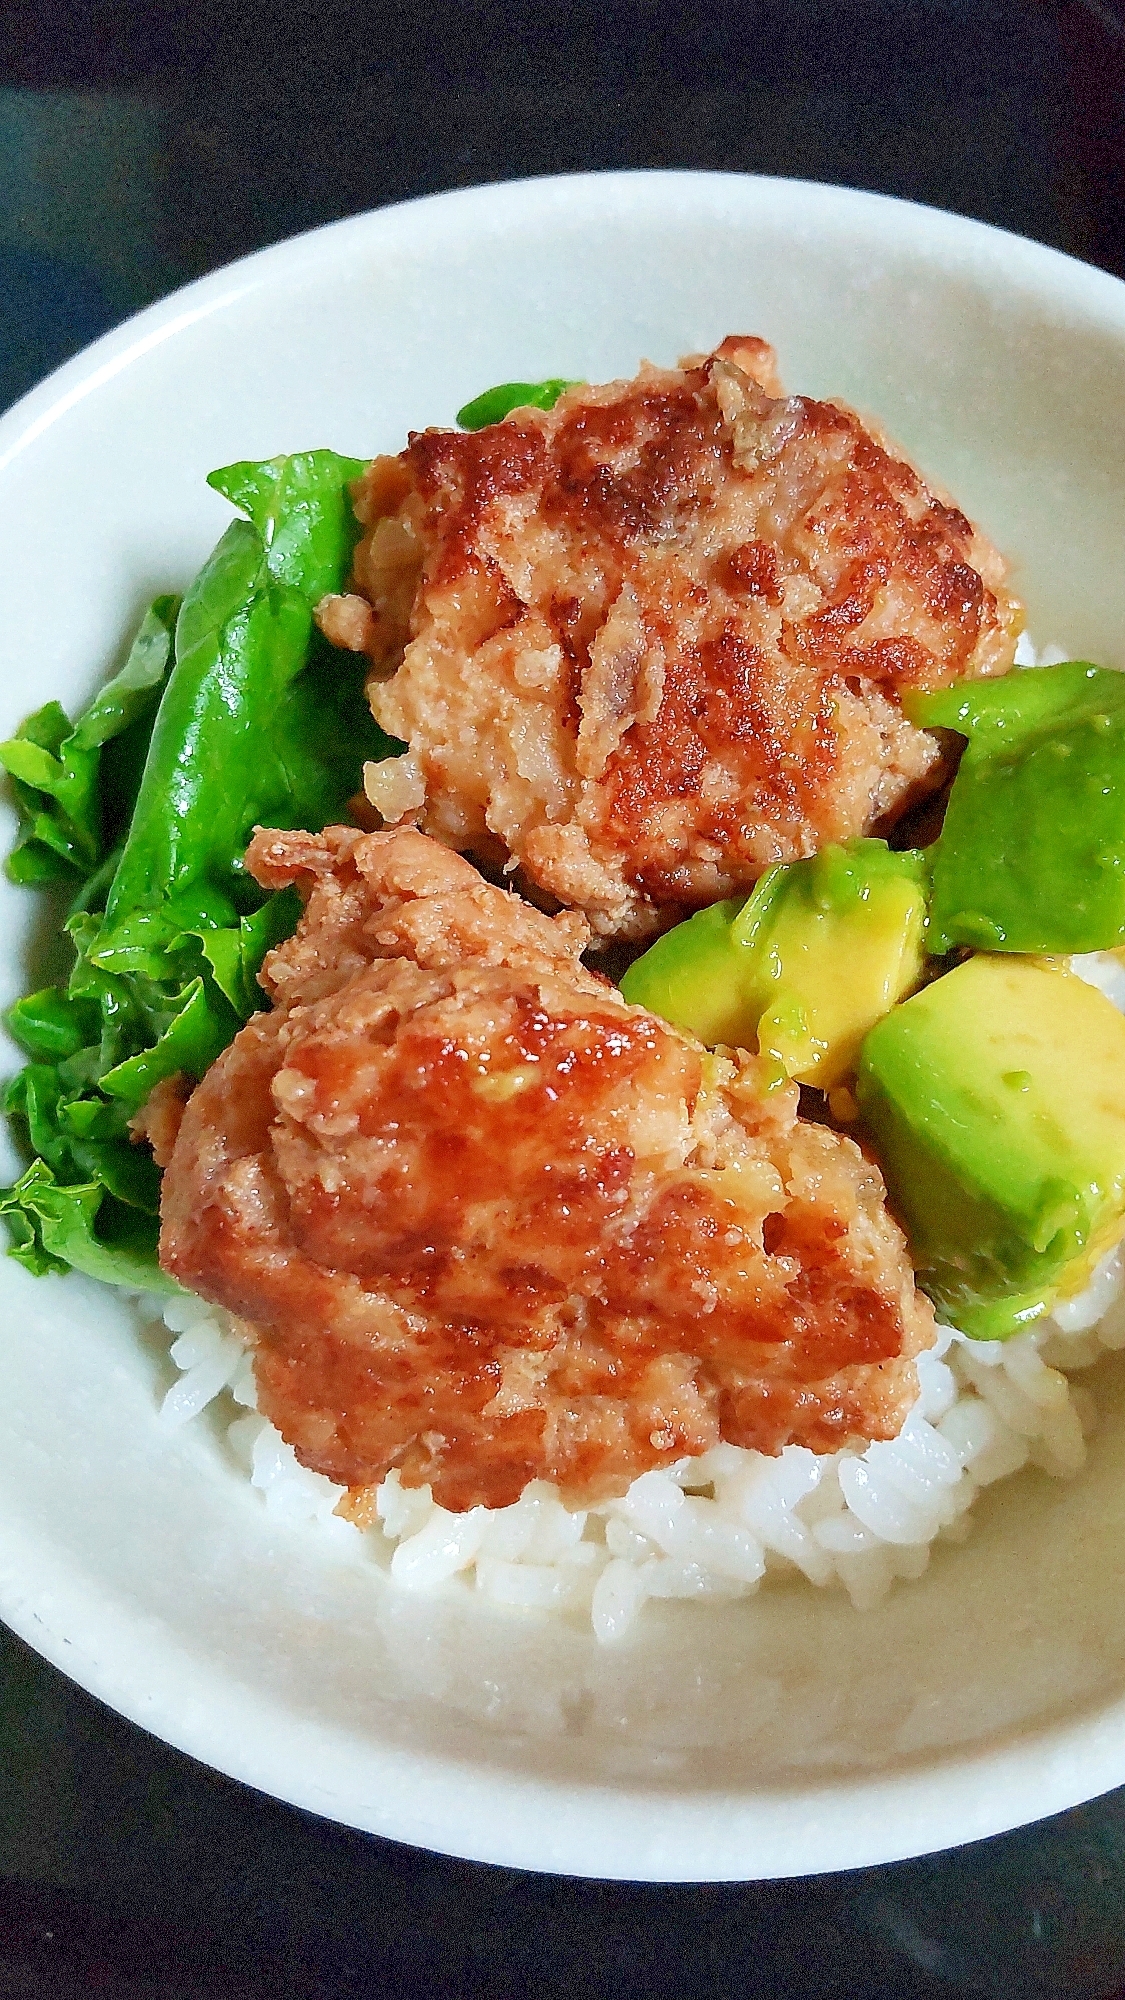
2 172 1125 1880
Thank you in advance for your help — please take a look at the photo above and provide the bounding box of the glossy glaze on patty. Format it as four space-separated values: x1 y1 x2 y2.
158 826 936 1511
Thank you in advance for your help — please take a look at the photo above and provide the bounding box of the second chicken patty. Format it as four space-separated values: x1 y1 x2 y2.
158 826 936 1512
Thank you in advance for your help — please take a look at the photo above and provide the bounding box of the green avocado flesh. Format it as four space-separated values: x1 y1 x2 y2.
857 955 1125 1339
907 662 1125 955
621 840 928 1088
619 896 750 1046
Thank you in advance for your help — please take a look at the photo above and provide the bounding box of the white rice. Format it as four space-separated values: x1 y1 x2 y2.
152 633 1125 1642
151 1232 1125 1641
1012 631 1071 669
150 950 1125 1645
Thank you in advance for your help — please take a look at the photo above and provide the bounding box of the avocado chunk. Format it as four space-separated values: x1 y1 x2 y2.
857 955 1125 1338
617 897 750 1047
621 840 927 1088
907 661 1125 954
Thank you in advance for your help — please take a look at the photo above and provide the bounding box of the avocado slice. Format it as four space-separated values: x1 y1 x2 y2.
621 840 927 1089
907 661 1125 955
857 954 1125 1339
617 896 750 1047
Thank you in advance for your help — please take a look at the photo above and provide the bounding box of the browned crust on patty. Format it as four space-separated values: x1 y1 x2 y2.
334 338 1020 939
159 825 936 1511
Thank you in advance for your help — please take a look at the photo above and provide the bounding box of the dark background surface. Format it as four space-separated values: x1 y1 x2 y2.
3 2 1125 1994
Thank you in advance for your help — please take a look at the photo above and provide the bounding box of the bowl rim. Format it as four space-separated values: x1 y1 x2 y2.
3 167 1125 1882
4 164 1125 475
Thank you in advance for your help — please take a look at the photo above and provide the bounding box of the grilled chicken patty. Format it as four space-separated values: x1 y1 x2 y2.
323 337 1020 939
158 826 936 1511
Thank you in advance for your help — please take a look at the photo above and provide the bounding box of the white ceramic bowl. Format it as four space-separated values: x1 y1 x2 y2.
2 172 1125 1882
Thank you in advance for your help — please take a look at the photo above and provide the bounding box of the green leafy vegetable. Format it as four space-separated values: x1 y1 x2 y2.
2 448 398 1290
456 379 581 430
207 451 366 594
0 1161 175 1291
0 596 178 887
6 987 102 1063
196 887 303 1021
105 451 371 926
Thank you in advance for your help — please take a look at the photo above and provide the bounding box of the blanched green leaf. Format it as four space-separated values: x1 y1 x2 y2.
98 976 241 1110
456 379 580 430
263 627 402 832
208 450 366 598
1 734 73 791
3 449 389 1290
3 1052 159 1212
103 525 277 922
5 837 80 888
5 987 101 1062
0 1160 175 1291
105 455 385 929
66 844 123 919
197 886 302 1020
70 597 180 751
0 597 177 888
66 1134 162 1212
4 702 71 764
4 1063 69 1172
